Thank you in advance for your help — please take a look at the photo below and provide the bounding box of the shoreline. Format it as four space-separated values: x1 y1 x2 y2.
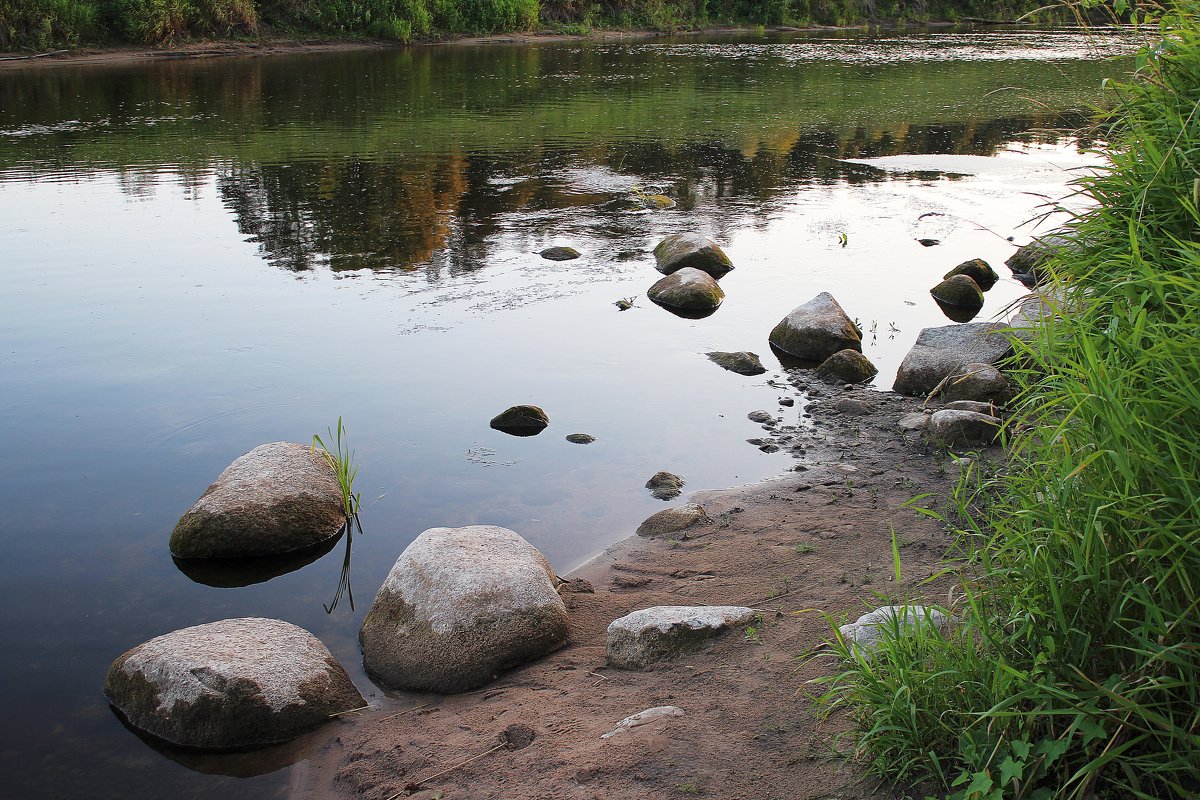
289 380 996 800
0 20 984 70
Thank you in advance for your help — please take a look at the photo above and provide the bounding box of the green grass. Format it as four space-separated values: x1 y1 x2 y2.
312 416 362 521
815 3 1200 798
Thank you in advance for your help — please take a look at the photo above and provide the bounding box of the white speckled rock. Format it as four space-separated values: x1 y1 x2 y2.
653 233 734 278
839 605 949 655
769 293 862 362
170 442 346 559
359 525 569 693
104 618 363 751
607 606 757 669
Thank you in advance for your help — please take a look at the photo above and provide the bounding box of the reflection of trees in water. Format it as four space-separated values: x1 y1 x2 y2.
221 112 1085 274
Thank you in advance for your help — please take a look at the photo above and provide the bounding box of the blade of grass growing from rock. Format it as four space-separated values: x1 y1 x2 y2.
312 417 361 522
815 4 1200 797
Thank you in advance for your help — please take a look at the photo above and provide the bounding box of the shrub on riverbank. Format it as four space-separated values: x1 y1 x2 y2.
1 0 1057 49
819 3 1200 798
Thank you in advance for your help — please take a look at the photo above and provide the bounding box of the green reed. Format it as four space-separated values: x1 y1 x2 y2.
816 4 1200 797
312 416 361 521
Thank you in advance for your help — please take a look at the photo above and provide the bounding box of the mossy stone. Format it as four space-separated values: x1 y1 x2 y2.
647 267 724 311
652 233 734 278
930 274 985 310
944 258 998 291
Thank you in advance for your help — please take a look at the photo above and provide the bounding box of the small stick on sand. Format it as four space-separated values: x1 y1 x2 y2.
388 743 507 798
328 704 372 718
380 702 432 722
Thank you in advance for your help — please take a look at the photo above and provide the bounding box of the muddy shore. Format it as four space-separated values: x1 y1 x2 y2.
287 380 995 800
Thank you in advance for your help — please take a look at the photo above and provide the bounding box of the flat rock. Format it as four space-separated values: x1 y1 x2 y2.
838 605 948 655
647 267 724 311
892 323 1011 396
814 349 878 384
600 706 685 739
170 442 345 560
636 503 708 537
607 606 757 669
747 410 775 424
105 618 363 751
927 409 1002 447
769 293 862 362
652 233 734 278
539 246 580 261
645 471 685 501
565 433 596 444
706 351 766 376
941 362 1012 404
897 411 931 434
359 526 569 693
490 405 550 436
944 258 998 291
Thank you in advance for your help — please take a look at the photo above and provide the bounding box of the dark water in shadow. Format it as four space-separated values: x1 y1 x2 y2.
0 27 1141 799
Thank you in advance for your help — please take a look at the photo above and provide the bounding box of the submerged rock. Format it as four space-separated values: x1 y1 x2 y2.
930 274 985 311
539 246 581 261
927 409 1002 447
941 362 1012 404
645 471 686 501
768 293 862 362
105 618 363 751
944 258 998 291
647 267 725 311
706 351 766 376
814 349 878 384
653 233 734 278
838 605 948 655
359 525 569 693
607 606 757 670
490 405 550 436
170 442 346 560
892 323 1011 396
636 504 708 537
565 433 596 445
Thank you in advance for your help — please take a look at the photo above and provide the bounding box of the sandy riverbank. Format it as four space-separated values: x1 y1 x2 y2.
287 381 993 800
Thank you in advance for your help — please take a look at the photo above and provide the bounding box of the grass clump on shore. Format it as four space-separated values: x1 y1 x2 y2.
817 3 1200 798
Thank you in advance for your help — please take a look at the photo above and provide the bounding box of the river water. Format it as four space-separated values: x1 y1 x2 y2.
0 27 1140 799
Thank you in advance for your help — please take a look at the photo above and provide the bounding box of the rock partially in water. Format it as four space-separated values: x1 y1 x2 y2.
892 322 1011 396
606 606 757 670
647 267 725 311
565 433 596 445
941 362 1013 404
927 409 1002 447
944 258 998 291
653 233 734 278
1006 232 1075 285
917 238 941 247
105 618 363 751
930 274 985 310
814 349 878 384
769 292 862 362
645 471 686 500
747 410 775 424
706 351 766 376
359 525 569 693
839 605 948 656
170 442 346 560
539 246 581 261
490 405 550 436
636 503 708 537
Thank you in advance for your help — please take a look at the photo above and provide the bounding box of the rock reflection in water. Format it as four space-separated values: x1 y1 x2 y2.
172 532 343 588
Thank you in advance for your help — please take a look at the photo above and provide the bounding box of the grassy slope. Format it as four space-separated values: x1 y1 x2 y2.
819 3 1200 798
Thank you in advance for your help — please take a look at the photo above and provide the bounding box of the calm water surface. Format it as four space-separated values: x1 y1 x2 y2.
0 28 1140 799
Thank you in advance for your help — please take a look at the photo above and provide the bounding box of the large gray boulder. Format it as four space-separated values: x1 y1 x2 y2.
170 442 346 560
647 268 725 311
607 606 757 669
892 323 1011 396
769 293 862 362
927 409 1002 447
105 618 363 751
653 233 734 278
941 362 1013 404
359 525 569 693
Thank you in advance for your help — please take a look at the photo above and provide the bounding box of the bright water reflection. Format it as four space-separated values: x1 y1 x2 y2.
0 27 1140 799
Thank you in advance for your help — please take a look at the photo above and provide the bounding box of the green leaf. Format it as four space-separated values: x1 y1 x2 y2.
1035 737 1069 767
998 755 1025 785
964 771 994 798
1010 739 1032 760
